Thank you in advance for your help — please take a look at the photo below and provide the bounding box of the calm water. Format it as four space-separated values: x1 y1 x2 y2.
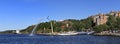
0 34 120 44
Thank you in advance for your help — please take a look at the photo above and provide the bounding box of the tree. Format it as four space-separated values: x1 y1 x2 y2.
106 15 117 31
77 17 93 31
93 24 109 32
53 22 62 32
116 17 120 30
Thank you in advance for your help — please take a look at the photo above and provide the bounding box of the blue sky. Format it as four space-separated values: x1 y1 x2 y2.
0 0 120 31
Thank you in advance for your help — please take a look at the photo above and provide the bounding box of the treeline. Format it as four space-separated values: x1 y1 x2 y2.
20 17 93 34
0 30 16 34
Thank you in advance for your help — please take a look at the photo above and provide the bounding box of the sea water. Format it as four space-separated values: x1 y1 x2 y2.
0 34 120 44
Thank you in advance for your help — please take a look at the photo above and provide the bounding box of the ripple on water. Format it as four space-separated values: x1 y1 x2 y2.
0 34 120 44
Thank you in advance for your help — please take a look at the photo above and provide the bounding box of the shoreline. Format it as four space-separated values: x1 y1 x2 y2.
1 32 120 37
93 33 120 37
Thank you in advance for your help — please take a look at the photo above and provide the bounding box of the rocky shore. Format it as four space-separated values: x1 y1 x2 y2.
94 33 120 36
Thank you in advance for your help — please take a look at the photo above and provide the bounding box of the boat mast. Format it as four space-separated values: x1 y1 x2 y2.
47 16 54 33
30 19 43 36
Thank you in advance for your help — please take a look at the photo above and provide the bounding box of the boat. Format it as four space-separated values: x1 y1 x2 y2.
58 32 78 35
14 30 21 34
77 31 94 35
77 31 87 35
87 31 94 35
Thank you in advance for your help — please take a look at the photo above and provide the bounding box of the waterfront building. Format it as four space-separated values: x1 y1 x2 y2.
93 13 109 25
110 11 120 17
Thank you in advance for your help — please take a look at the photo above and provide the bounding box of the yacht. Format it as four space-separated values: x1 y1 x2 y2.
77 31 94 35
87 31 94 35
58 31 78 35
77 31 87 35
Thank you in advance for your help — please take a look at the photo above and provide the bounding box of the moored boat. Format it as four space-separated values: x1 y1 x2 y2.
77 31 94 35
87 31 94 35
58 32 78 35
77 31 87 35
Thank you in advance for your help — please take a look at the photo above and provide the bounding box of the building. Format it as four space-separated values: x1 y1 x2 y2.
110 11 120 17
93 13 109 25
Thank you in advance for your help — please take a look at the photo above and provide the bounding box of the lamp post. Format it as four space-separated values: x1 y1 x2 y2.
47 16 54 33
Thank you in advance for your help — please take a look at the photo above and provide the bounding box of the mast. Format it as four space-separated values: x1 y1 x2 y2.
47 16 54 33
30 19 43 36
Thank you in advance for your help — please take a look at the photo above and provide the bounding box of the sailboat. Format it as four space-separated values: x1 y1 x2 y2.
77 31 94 35
87 31 94 35
57 31 78 35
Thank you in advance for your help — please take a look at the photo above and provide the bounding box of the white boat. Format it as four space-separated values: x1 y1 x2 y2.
58 32 78 35
87 31 94 35
15 30 21 34
77 31 87 35
77 31 94 35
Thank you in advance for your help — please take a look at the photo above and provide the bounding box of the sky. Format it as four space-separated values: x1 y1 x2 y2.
0 0 120 31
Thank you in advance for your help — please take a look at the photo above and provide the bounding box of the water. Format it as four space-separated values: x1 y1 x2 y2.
0 34 120 44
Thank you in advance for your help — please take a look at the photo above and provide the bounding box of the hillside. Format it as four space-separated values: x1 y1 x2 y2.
20 17 93 34
2 11 120 34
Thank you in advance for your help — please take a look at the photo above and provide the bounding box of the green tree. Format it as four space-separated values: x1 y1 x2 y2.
116 17 120 30
106 15 117 31
93 24 109 32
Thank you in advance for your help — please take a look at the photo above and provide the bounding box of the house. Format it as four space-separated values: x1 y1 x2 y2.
93 13 109 25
